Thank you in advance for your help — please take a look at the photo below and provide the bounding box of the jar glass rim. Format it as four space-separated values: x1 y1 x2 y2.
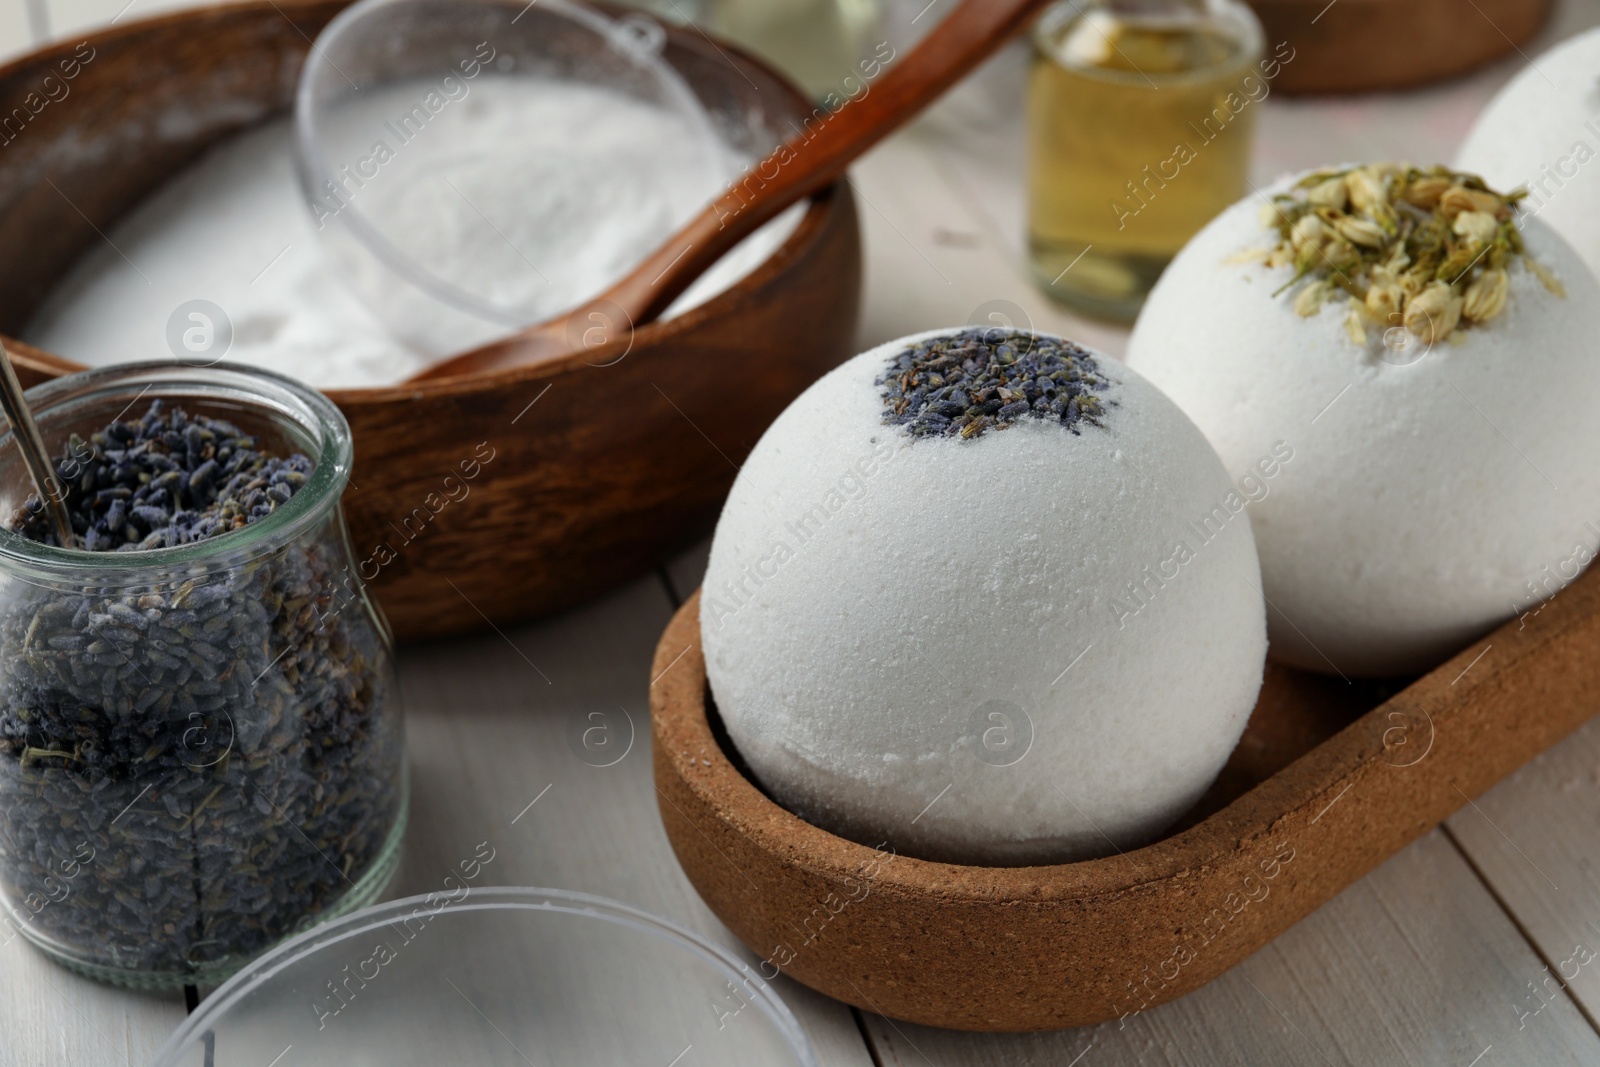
1032 0 1266 88
0 361 352 577
149 887 819 1067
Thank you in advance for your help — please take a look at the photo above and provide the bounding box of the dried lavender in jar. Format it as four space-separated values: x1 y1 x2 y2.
0 401 402 979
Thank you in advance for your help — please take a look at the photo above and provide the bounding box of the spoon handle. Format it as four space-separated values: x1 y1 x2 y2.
410 0 1051 382
619 0 1050 322
0 340 76 548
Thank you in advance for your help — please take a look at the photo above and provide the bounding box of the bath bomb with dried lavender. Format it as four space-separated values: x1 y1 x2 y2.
1457 27 1600 283
701 328 1267 867
1127 165 1600 677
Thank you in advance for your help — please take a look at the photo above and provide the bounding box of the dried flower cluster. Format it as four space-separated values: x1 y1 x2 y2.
879 328 1110 440
14 401 309 551
1255 164 1561 347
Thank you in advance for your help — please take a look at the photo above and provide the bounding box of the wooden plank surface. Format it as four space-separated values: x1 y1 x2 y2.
849 122 1128 360
42 0 206 40
386 573 877 1067
0 943 185 1067
0 572 874 1067
8 0 1600 1064
1444 713 1600 1030
0 0 33 61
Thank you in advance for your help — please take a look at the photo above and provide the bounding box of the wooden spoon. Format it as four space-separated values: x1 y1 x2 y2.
408 0 1051 382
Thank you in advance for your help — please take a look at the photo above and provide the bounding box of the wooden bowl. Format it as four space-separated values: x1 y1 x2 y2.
651 578 1600 1031
0 2 861 641
1247 0 1552 95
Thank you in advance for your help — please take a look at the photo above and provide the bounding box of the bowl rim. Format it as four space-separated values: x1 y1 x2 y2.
0 0 848 403
148 885 821 1067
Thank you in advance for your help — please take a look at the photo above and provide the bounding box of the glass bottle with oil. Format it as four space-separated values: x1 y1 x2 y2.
1028 0 1268 320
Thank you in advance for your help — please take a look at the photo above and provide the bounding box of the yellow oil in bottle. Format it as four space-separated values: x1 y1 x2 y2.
1028 0 1266 320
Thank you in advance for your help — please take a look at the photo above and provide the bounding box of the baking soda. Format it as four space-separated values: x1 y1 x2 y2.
27 76 799 389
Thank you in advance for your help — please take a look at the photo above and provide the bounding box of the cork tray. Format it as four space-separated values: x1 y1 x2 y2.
651 576 1600 1031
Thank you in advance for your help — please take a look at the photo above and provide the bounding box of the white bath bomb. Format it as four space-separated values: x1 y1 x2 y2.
1458 28 1600 281
701 328 1266 867
1127 178 1600 677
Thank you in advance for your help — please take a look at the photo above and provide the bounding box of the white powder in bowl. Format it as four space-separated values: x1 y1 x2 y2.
26 77 801 389
1127 177 1600 677
701 328 1267 867
312 75 730 331
1457 28 1600 283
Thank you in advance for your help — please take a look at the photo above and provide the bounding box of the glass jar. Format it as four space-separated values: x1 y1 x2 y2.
0 363 406 989
1027 0 1266 320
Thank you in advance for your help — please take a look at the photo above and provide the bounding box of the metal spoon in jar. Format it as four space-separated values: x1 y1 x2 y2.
0 340 76 548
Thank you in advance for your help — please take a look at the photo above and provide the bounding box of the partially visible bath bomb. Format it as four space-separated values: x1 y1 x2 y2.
1127 167 1600 677
701 327 1266 867
1458 28 1600 281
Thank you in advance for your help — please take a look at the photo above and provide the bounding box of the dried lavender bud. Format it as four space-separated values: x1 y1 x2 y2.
12 399 311 550
877 328 1112 441
0 401 402 982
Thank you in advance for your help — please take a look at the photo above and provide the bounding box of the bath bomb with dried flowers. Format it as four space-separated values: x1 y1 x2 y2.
1127 164 1600 677
1457 27 1600 283
701 327 1267 867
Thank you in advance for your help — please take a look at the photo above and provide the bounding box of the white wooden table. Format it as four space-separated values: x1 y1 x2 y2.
10 1 1600 1063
